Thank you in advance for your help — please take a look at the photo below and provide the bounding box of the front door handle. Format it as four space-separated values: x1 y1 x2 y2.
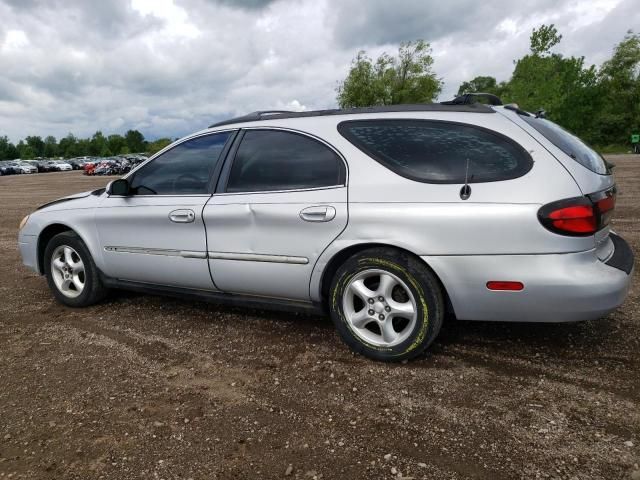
169 209 196 223
299 205 336 222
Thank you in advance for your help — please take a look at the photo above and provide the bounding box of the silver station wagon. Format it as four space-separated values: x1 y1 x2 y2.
18 94 634 361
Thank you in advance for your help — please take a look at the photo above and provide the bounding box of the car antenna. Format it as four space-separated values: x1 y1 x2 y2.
460 158 472 200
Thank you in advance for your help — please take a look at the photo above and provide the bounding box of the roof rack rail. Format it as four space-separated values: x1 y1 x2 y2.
208 102 496 128
209 110 295 128
441 92 503 106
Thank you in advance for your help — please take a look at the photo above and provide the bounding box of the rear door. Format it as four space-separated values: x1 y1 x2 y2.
203 128 348 301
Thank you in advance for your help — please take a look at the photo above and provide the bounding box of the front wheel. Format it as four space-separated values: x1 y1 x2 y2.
329 248 444 362
44 231 108 307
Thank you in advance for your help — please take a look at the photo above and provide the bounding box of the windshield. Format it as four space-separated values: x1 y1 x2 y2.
521 116 608 175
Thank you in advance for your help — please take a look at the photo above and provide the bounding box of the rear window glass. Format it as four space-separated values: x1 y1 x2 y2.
522 116 608 175
338 119 532 184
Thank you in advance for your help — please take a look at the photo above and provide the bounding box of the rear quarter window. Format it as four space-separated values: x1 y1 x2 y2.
338 119 533 184
521 116 608 175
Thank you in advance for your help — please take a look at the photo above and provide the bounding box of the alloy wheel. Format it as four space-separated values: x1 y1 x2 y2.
342 269 417 347
50 245 85 298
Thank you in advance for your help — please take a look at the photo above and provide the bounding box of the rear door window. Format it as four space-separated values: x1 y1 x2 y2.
225 129 345 193
338 119 532 184
521 116 608 175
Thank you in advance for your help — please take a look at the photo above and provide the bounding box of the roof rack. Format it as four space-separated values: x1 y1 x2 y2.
441 92 503 106
208 102 495 128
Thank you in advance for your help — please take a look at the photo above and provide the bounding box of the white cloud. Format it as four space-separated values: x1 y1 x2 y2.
2 29 29 51
131 0 200 40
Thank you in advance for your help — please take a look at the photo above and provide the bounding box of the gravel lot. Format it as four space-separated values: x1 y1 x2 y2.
1 156 639 480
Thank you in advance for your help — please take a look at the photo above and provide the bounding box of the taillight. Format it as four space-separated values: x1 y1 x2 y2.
591 189 616 228
538 188 616 236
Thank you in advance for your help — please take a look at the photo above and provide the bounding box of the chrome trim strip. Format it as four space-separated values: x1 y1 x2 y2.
214 185 345 196
104 246 207 259
105 246 304 264
180 250 208 259
208 251 309 265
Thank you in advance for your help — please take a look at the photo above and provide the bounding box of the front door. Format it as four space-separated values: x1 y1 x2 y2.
203 128 348 301
95 131 235 290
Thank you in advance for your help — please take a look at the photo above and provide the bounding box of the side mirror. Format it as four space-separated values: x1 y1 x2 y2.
107 178 131 196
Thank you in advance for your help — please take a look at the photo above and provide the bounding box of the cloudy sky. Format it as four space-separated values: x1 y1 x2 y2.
0 0 637 142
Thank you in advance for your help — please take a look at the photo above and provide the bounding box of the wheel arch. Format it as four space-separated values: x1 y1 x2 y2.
37 223 83 274
317 242 456 318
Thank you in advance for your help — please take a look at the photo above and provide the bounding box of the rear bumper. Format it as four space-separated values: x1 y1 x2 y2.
606 233 634 274
423 234 634 323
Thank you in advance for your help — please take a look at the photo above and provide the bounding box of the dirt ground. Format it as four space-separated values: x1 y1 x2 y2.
0 156 638 480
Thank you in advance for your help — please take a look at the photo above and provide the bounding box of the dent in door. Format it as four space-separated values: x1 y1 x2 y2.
205 191 348 301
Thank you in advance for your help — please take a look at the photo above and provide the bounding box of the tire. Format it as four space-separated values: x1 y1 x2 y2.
44 231 108 307
329 247 444 362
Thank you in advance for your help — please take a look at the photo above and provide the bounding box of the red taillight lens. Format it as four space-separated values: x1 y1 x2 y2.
547 205 597 233
538 188 616 237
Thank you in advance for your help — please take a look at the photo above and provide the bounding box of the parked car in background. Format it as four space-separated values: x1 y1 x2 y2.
0 162 13 175
93 159 123 176
17 96 634 361
28 160 50 172
83 161 96 176
10 161 38 174
68 158 83 170
69 157 95 170
48 160 73 172
42 161 59 172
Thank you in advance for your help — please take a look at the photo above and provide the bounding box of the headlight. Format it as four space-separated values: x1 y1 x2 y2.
19 215 30 230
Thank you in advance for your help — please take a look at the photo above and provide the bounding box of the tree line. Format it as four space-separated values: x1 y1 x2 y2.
0 130 173 161
337 25 640 150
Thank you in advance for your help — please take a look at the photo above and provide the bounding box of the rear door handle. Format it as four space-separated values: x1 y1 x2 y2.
169 209 196 223
299 205 336 222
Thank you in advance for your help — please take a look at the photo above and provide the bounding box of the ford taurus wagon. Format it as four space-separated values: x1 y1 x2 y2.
17 95 634 361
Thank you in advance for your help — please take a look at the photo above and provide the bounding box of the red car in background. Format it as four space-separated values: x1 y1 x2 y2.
83 162 96 175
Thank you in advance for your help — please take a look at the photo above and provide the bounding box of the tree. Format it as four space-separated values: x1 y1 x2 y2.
107 134 126 156
89 131 108 156
0 136 19 160
147 138 172 155
337 40 442 108
530 24 562 56
43 135 57 158
99 144 113 157
125 129 146 153
59 133 81 158
454 24 607 145
17 140 35 159
456 76 507 97
25 136 45 157
594 31 640 146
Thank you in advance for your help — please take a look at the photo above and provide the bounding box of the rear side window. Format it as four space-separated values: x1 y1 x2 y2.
226 130 345 193
521 116 608 175
130 132 231 195
338 119 532 184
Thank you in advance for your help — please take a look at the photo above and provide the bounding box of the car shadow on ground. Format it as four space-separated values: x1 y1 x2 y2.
102 289 623 361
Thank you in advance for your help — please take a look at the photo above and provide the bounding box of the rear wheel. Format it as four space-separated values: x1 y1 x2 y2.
44 231 108 307
329 247 444 362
